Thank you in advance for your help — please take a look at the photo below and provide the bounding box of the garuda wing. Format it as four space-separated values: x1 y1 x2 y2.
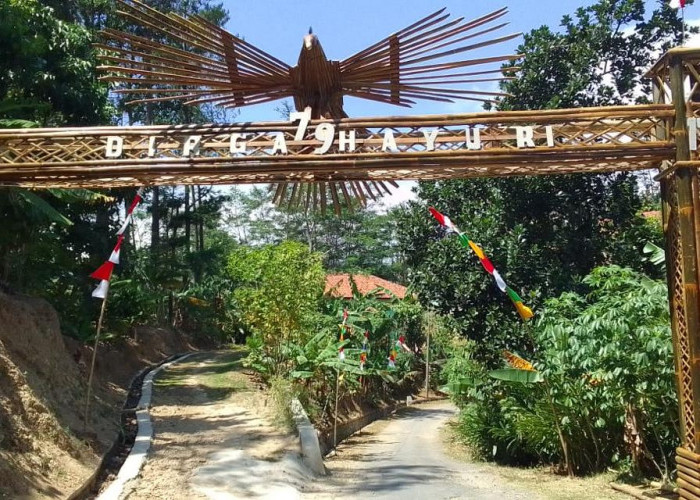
338 7 519 107
98 0 293 109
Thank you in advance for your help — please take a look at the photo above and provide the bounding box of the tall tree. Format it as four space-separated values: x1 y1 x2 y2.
396 0 681 362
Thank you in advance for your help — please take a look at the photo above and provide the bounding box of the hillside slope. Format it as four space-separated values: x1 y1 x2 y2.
0 292 196 499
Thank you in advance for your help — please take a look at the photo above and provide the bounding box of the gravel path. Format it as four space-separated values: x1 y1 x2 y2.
303 401 534 500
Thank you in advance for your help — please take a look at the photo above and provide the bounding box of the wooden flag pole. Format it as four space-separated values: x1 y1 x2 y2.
333 367 340 451
84 290 109 430
425 313 431 399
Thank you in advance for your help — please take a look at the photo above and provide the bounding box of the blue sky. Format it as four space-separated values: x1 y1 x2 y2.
218 0 699 123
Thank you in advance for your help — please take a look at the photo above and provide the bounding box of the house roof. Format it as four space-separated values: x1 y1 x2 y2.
324 273 407 300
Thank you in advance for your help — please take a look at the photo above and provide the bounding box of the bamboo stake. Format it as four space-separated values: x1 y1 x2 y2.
333 367 340 451
425 312 431 399
84 289 109 430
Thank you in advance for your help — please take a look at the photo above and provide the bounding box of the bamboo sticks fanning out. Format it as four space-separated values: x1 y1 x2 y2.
99 2 519 109
97 1 522 211
99 0 294 109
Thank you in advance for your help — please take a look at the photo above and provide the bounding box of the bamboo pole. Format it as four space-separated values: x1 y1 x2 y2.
425 312 431 399
333 368 340 451
670 55 700 455
84 290 109 430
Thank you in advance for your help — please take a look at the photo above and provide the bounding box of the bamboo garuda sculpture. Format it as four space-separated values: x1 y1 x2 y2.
99 0 519 211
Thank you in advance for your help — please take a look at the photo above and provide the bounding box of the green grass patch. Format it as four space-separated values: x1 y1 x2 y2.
155 351 251 401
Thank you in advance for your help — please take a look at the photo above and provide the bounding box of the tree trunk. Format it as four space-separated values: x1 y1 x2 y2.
185 185 191 253
151 186 160 257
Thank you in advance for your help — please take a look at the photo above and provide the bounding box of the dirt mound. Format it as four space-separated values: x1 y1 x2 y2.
0 292 199 499
0 292 97 498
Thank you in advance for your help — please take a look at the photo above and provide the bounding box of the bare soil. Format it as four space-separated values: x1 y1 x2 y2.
440 415 629 500
0 291 198 499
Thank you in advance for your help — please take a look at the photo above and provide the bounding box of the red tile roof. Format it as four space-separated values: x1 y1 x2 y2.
324 274 407 300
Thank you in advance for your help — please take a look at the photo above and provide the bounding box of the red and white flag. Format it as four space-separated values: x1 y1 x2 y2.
90 189 144 299
670 0 686 8
92 280 110 299
90 261 115 281
109 235 125 264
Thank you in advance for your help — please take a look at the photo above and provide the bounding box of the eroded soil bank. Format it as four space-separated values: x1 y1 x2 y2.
0 291 199 499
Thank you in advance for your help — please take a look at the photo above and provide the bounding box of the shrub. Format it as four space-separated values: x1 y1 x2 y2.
445 266 678 479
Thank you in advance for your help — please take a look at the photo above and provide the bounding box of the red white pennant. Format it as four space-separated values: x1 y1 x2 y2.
670 0 686 8
90 261 115 281
90 189 145 299
108 235 125 264
92 280 110 299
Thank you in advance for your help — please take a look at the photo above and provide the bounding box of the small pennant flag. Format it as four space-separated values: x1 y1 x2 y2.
116 214 132 236
89 188 145 301
91 279 110 299
503 350 535 372
127 190 143 215
506 287 534 321
90 261 115 281
670 0 686 8
397 335 410 352
429 207 533 321
428 207 457 232
108 235 125 264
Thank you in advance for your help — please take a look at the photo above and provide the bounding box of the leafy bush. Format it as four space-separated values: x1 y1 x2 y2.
233 244 428 424
445 266 678 479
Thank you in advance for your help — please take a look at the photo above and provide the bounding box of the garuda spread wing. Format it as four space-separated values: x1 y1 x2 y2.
99 0 293 108
98 1 519 213
337 7 519 107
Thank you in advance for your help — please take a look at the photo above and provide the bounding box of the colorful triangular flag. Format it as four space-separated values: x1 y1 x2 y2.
90 261 115 281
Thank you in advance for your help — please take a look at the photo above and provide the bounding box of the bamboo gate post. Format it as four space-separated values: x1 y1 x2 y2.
660 52 700 500
333 368 340 451
84 291 109 430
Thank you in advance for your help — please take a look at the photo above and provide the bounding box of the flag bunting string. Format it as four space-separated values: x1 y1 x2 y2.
428 207 534 321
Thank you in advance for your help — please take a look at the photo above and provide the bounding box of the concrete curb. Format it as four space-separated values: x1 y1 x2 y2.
96 353 195 500
290 398 327 476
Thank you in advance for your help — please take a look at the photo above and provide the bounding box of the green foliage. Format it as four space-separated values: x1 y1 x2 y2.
0 0 112 125
224 187 405 281
496 0 692 111
444 265 677 478
233 242 427 423
229 241 325 374
489 369 543 384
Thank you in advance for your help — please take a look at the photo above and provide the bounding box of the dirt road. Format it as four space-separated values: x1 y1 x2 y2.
303 401 533 500
111 354 622 500
117 351 304 500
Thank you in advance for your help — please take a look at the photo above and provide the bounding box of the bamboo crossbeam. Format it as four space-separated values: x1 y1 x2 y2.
679 447 700 463
0 105 673 139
